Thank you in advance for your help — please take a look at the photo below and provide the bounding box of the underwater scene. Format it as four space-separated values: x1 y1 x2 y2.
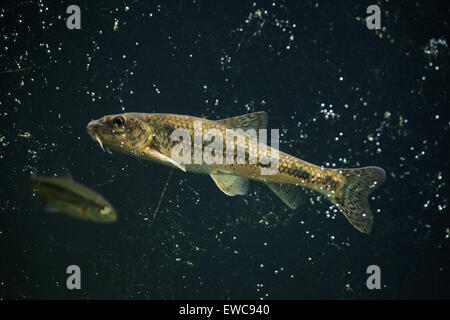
1 1 449 299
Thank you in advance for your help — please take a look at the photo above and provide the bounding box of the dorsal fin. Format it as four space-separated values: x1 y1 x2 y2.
215 111 268 130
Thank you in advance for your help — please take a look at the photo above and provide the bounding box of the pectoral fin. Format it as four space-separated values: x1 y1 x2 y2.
210 174 249 196
266 183 303 209
145 149 186 172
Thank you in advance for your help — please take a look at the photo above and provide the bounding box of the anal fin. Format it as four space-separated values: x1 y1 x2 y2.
210 174 249 196
266 183 303 209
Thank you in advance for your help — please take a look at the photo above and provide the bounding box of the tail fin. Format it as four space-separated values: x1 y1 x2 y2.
333 166 386 233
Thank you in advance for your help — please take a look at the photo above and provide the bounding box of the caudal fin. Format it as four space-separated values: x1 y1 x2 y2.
334 166 386 233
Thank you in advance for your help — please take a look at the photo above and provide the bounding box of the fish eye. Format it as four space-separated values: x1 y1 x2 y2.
113 116 125 127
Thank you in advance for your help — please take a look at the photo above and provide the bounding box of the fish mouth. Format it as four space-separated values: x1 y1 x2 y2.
99 206 118 222
95 134 105 151
87 120 105 152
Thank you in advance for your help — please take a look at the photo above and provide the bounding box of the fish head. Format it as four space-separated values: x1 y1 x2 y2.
87 113 152 155
90 203 118 223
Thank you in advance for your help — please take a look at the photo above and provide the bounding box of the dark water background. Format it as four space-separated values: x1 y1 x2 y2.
1 0 449 299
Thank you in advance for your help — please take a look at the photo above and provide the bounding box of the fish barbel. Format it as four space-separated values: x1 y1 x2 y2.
87 111 385 233
30 175 117 223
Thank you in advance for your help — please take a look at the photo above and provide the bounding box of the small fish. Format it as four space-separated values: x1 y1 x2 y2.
30 175 117 223
87 112 385 233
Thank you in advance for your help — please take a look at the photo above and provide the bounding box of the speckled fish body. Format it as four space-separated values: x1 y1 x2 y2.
87 112 385 233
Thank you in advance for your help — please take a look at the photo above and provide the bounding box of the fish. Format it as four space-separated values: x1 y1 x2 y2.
86 111 385 233
30 175 117 223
